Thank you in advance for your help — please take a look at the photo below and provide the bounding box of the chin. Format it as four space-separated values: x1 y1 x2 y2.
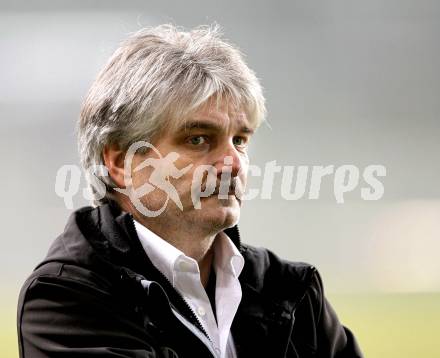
199 198 241 230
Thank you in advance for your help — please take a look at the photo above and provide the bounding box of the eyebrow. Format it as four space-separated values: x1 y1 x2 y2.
178 120 255 135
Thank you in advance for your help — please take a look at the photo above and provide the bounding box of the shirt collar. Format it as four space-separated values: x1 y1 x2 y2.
133 220 245 284
133 219 185 285
213 231 244 278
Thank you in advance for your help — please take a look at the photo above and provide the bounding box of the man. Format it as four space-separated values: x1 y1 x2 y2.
17 25 363 357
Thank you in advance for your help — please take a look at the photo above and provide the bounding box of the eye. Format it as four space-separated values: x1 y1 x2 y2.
232 136 248 147
188 135 208 146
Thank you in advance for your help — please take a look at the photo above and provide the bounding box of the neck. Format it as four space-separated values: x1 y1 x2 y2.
130 210 218 288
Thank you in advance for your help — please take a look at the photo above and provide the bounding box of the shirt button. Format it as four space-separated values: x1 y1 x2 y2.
178 261 191 271
197 306 206 317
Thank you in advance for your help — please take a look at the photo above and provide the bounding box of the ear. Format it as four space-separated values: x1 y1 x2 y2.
102 144 126 188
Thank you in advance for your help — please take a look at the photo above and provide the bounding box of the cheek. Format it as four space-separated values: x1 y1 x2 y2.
131 169 149 189
239 157 250 181
128 155 147 186
240 170 248 186
170 158 197 188
130 160 153 189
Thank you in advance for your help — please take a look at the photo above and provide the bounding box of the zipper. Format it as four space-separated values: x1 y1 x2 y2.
170 305 219 358
125 215 216 348
149 255 214 343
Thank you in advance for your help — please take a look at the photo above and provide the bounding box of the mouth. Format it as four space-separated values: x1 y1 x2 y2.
212 189 236 196
198 179 244 202
207 189 242 205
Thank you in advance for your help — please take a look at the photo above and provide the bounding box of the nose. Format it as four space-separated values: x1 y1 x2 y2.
213 141 245 179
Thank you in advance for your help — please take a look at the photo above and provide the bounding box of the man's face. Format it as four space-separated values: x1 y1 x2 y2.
128 99 254 233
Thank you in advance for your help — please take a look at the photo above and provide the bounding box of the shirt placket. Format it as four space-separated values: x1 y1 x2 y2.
175 259 222 355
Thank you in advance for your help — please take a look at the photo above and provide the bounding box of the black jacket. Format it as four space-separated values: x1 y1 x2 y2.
17 203 363 357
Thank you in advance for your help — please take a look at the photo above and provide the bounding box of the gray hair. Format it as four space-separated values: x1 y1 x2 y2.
77 24 266 205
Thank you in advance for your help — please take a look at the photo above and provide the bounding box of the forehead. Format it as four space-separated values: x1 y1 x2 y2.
177 99 252 134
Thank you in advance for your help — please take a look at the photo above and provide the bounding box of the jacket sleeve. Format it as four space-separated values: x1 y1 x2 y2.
17 270 160 358
302 269 364 358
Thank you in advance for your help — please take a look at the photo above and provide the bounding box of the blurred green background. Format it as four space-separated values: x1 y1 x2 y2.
330 293 440 357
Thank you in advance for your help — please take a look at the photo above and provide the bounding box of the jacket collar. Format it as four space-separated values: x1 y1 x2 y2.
62 201 245 289
97 202 244 268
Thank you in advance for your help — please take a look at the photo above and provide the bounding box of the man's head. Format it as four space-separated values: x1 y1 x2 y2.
78 24 266 235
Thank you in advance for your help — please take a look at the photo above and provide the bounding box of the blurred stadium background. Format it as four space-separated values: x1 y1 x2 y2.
1 1 439 357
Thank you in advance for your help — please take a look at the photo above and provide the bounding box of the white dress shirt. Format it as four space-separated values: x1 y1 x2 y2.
134 220 244 358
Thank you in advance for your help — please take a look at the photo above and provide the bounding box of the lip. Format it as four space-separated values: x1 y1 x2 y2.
199 181 242 198
212 189 236 196
201 191 242 204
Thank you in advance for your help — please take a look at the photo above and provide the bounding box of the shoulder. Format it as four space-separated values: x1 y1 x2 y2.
241 243 315 278
17 256 127 333
17 261 120 332
239 244 364 356
17 266 156 358
239 243 324 303
20 261 116 298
